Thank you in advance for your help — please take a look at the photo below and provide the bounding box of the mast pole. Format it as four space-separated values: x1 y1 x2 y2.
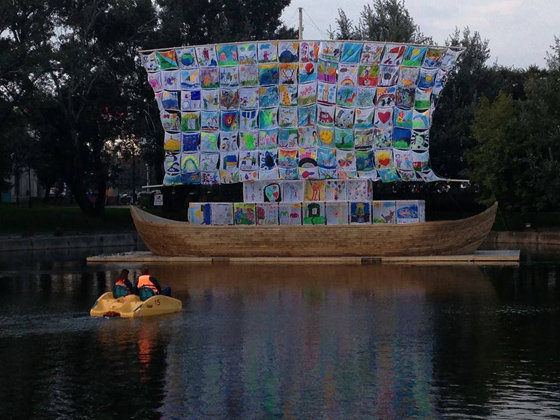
298 7 303 40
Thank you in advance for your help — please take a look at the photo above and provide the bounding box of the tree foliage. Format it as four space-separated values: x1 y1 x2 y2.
1 0 295 214
329 0 429 43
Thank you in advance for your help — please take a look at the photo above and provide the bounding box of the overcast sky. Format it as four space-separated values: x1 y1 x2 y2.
281 0 560 68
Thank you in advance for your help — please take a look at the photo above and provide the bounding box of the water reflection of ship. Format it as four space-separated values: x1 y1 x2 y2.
153 264 493 418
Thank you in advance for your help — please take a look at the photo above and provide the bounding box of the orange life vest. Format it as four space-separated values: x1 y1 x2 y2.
137 275 158 293
115 279 131 294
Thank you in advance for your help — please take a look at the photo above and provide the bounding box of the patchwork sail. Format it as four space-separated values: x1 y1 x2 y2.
140 41 462 186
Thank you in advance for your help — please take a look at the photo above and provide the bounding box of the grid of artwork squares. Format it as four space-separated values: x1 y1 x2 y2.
141 41 462 185
188 200 425 225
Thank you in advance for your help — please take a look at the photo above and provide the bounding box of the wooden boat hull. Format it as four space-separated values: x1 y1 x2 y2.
130 203 497 257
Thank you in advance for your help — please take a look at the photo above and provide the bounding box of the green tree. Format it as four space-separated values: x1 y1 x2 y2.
467 94 521 209
329 0 429 43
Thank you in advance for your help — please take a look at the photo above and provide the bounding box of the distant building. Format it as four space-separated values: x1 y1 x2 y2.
2 169 45 203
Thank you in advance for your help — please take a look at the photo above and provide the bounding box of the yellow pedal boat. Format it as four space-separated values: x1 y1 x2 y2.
90 292 182 318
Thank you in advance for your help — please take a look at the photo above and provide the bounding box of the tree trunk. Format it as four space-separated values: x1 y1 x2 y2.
42 180 56 203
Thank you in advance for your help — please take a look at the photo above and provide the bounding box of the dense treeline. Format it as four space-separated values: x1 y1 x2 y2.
330 0 560 214
0 0 295 215
1 0 558 216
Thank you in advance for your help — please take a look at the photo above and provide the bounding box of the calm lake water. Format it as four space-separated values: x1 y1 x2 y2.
0 246 559 419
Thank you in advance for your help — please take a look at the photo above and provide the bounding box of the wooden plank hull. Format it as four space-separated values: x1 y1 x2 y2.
130 203 497 257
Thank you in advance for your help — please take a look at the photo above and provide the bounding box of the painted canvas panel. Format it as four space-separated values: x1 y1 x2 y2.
180 69 199 89
233 203 256 225
199 152 219 171
278 106 298 127
303 201 326 225
239 87 259 109
279 85 298 107
357 65 378 87
325 180 347 201
188 203 211 225
341 42 362 63
282 180 304 203
396 200 422 224
219 66 239 87
259 86 280 108
195 45 218 67
162 71 179 90
164 132 181 152
210 203 234 225
360 42 384 64
347 179 371 201
278 41 299 63
317 59 338 83
402 46 426 67
279 63 298 84
317 81 337 105
278 128 298 148
237 43 257 65
258 42 278 63
216 44 238 66
256 203 279 225
304 180 326 201
239 150 259 171
372 201 396 224
181 90 201 111
240 110 258 131
201 89 220 110
349 202 371 224
279 203 302 225
239 64 258 86
180 152 200 174
326 202 349 225
176 47 197 68
299 62 317 84
201 111 219 132
300 41 319 62
396 86 415 109
298 81 318 106
319 41 341 62
200 67 219 89
259 63 279 85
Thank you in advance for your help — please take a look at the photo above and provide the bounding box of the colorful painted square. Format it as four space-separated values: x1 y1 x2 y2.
259 85 280 108
259 107 278 129
259 63 279 85
239 131 259 152
195 45 218 67
180 69 199 89
402 46 426 67
279 63 298 84
278 41 299 63
317 59 338 83
341 42 362 63
258 42 278 63
201 111 220 131
219 66 239 87
216 44 238 66
221 110 239 131
200 67 219 88
279 85 298 106
237 43 257 65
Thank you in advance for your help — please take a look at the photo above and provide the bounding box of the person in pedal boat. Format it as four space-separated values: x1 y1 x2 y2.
136 268 171 297
113 269 134 297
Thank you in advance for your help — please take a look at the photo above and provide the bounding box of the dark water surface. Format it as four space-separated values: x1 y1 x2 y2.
0 246 559 419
